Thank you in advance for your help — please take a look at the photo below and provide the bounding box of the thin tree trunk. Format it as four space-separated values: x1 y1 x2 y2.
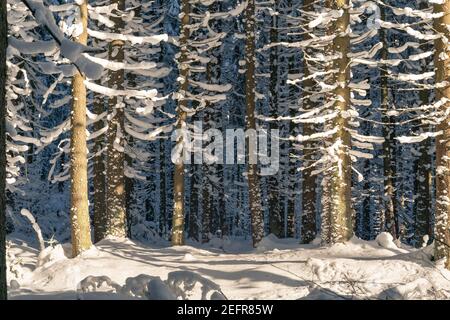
92 92 106 242
105 0 127 238
159 139 167 238
202 171 211 243
70 1 92 256
245 0 264 247
122 5 142 240
300 0 318 244
328 0 353 243
433 0 450 269
268 4 282 238
0 0 8 300
286 0 297 238
380 5 398 239
188 165 199 241
414 136 432 246
171 0 190 246
202 38 213 243
413 0 433 248
414 88 432 247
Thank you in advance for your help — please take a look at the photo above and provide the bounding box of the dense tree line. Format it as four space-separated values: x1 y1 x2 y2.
1 0 450 299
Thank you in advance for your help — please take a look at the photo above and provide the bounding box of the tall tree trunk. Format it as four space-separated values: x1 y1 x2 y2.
122 6 141 240
124 138 133 238
328 0 353 243
245 0 264 247
70 1 93 256
188 165 199 241
300 0 318 244
159 139 167 238
414 132 432 247
286 0 297 238
202 171 211 243
380 5 398 239
92 92 106 242
202 37 213 243
0 0 8 300
433 0 450 269
413 0 433 248
414 78 432 247
105 0 127 238
171 0 190 246
268 3 282 238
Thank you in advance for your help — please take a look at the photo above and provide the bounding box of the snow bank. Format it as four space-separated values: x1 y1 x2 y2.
6 236 450 300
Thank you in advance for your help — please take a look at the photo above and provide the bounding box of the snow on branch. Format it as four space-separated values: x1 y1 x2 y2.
18 0 105 79
87 29 168 45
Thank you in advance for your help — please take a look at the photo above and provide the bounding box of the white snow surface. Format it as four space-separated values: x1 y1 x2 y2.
6 235 450 300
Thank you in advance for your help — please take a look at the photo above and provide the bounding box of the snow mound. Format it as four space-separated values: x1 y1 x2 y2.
375 232 398 250
77 271 226 300
256 234 298 252
36 244 68 268
181 253 196 261
378 278 449 300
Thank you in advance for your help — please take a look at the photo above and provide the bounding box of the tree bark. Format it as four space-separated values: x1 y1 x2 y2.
328 0 353 243
188 165 199 241
70 1 93 256
433 0 450 269
245 0 264 247
412 0 433 248
105 0 127 238
268 3 282 238
0 0 8 300
159 139 167 238
300 0 318 244
92 91 106 242
380 5 398 239
171 0 190 246
202 169 211 243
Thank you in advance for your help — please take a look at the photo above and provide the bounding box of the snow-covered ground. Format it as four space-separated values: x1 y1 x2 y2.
6 233 450 300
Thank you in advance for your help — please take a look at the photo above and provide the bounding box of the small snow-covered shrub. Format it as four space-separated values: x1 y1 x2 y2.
77 271 227 300
36 244 67 267
166 271 227 300
120 274 158 298
78 276 122 295
375 232 398 250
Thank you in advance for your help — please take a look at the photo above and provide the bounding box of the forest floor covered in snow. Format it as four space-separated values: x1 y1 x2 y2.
5 233 450 300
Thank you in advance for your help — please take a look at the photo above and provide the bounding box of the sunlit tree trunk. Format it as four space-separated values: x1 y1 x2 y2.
433 0 450 269
171 0 190 245
0 0 8 300
105 0 127 238
245 0 264 247
327 0 353 243
70 1 93 256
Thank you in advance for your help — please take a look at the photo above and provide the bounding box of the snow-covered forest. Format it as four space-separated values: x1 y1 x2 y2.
1 0 450 300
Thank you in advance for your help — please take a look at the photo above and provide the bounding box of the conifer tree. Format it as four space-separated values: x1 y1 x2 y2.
433 0 450 269
69 0 93 256
0 0 7 300
105 0 127 238
245 0 264 247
